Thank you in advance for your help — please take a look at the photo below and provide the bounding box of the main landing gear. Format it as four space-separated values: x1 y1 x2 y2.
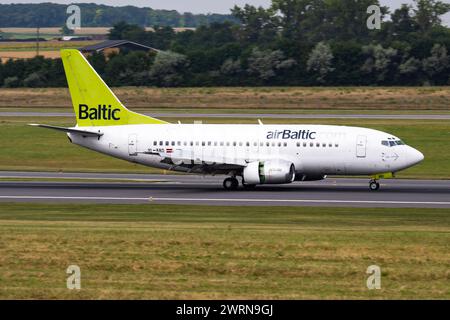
223 177 239 190
369 179 380 191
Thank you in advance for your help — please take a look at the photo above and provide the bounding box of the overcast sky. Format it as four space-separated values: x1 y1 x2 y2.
0 0 449 24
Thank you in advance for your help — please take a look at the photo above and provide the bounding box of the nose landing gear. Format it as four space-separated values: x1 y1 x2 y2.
369 179 380 191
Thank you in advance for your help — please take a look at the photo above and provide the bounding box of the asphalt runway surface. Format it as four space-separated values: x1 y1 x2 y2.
1 172 449 208
1 112 450 120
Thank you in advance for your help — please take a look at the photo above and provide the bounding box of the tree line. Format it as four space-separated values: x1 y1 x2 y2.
1 0 449 88
0 3 236 28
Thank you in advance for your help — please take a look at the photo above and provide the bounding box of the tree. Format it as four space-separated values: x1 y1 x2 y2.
413 0 450 33
231 4 279 43
109 22 145 40
306 42 335 84
247 47 296 81
361 44 398 83
422 44 449 82
390 4 420 36
149 51 189 87
399 57 421 75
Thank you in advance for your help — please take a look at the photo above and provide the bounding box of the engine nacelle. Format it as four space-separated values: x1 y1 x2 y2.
295 174 326 181
243 160 296 185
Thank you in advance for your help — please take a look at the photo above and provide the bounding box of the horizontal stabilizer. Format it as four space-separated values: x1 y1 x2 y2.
29 124 103 137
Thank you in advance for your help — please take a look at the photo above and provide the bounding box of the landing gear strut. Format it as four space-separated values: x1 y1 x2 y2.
369 179 380 191
223 177 239 190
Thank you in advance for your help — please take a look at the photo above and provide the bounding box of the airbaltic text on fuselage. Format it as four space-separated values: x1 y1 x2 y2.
266 129 317 140
79 104 121 120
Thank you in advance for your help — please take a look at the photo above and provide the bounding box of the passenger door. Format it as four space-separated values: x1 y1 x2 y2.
128 134 138 156
356 135 367 158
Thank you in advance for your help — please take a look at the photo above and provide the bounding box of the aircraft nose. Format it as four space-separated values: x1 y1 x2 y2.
408 147 424 166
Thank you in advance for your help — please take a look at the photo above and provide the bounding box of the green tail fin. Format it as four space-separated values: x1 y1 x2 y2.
61 49 168 127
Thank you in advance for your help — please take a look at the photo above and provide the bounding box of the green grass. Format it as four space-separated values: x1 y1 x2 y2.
0 203 448 299
0 116 449 179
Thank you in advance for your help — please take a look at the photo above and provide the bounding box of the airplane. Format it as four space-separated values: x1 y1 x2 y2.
31 49 424 191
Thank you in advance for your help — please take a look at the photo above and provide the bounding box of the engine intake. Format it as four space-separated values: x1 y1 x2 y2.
243 160 296 185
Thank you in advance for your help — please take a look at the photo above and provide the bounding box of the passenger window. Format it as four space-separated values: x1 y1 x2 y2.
190 141 193 146
310 142 314 147
278 142 282 147
303 142 307 147
214 142 217 146
171 141 175 146
266 142 270 147
284 142 287 147
239 142 243 147
153 141 157 146
335 143 339 147
159 141 163 146
322 143 326 147
226 142 230 146
329 143 332 147
297 142 300 147
316 143 320 147
208 141 211 146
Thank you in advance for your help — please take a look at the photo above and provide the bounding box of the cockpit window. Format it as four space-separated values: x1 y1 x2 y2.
382 139 406 147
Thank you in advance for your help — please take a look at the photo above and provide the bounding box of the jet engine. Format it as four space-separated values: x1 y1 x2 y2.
243 160 296 185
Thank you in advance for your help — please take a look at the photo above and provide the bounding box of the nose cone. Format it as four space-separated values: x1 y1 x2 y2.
407 147 424 167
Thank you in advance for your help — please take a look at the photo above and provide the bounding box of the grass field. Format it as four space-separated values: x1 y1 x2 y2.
0 40 98 51
0 87 449 111
0 116 448 179
0 27 192 35
0 203 448 299
0 40 98 62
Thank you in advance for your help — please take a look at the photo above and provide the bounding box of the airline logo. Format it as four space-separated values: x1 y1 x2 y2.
79 104 121 120
266 129 317 140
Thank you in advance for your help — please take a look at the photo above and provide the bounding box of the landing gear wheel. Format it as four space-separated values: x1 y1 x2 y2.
369 180 380 191
223 177 239 190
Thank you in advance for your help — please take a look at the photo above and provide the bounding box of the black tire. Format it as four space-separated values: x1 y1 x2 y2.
369 181 380 191
223 177 239 190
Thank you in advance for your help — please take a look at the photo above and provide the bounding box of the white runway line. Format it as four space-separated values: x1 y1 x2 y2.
1 195 450 205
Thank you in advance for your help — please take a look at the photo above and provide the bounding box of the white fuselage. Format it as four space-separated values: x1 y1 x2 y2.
68 124 424 179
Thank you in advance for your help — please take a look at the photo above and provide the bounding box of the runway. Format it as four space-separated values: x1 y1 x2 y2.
1 172 449 208
1 112 450 120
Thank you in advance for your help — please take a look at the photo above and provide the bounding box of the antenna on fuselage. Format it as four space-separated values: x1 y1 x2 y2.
258 119 264 125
